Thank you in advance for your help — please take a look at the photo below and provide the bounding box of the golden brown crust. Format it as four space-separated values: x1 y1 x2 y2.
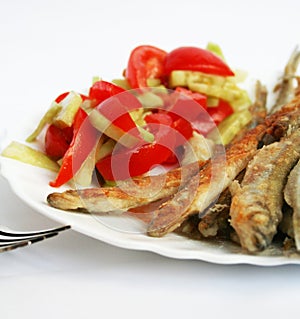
284 160 300 250
47 160 202 213
230 130 300 252
147 96 300 238
147 124 267 237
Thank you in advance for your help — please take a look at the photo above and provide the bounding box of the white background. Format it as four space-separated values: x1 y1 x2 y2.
1 0 300 318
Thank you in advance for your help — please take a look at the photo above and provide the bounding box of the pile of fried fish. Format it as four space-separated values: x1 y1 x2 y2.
47 48 300 255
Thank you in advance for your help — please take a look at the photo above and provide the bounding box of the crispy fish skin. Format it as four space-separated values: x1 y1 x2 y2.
251 80 268 125
270 47 300 114
47 161 201 213
230 130 300 253
147 123 267 237
197 189 232 238
284 159 300 250
147 100 300 238
197 81 268 239
48 187 145 213
48 95 300 239
198 170 245 238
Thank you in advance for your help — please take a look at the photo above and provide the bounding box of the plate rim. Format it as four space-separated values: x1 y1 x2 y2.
1 156 300 266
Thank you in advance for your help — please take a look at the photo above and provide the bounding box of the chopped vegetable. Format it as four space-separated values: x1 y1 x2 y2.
144 112 192 148
73 137 103 187
207 99 234 125
169 70 251 111
125 45 167 88
136 91 164 109
89 99 144 148
49 108 99 187
208 109 252 145
95 138 116 161
89 80 126 106
26 104 62 142
9 43 252 186
1 141 59 172
45 124 73 160
53 91 83 129
164 46 234 77
206 42 225 60
174 87 207 108
96 123 176 181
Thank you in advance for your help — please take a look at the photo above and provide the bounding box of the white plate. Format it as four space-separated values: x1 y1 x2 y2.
1 69 300 266
2 156 300 266
1 136 300 266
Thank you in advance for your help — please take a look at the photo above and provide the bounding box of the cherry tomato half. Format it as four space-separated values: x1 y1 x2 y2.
164 46 234 76
45 124 73 160
125 45 167 88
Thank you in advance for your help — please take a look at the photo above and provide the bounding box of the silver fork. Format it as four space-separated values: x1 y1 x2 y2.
0 225 71 252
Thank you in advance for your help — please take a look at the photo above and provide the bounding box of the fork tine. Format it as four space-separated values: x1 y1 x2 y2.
0 225 71 238
0 231 59 243
0 232 59 253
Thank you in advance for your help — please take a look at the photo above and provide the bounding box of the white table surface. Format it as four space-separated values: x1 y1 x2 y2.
1 0 300 318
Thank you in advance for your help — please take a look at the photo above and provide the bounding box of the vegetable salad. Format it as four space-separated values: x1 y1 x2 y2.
2 43 252 187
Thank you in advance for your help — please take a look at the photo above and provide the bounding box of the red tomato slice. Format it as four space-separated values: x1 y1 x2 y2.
91 94 143 147
144 112 173 127
49 108 99 188
175 87 207 109
96 97 140 133
207 99 234 125
96 124 176 181
125 45 167 88
192 99 234 135
166 93 206 123
89 81 124 105
89 80 142 111
45 125 73 160
164 46 234 76
171 117 193 146
145 112 193 147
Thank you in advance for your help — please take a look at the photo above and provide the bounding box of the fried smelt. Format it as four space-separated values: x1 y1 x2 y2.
147 123 267 237
246 81 268 127
147 101 300 238
197 188 232 238
230 130 300 253
284 159 300 250
47 161 201 213
270 46 300 114
198 170 245 238
278 202 294 239
197 82 268 239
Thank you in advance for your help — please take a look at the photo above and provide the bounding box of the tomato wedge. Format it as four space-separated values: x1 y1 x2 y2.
96 123 176 181
45 124 73 160
49 108 99 187
144 112 193 147
174 87 207 109
207 99 234 125
165 93 206 123
192 99 234 135
89 87 143 148
125 45 167 88
164 46 234 76
89 81 124 105
89 80 142 110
